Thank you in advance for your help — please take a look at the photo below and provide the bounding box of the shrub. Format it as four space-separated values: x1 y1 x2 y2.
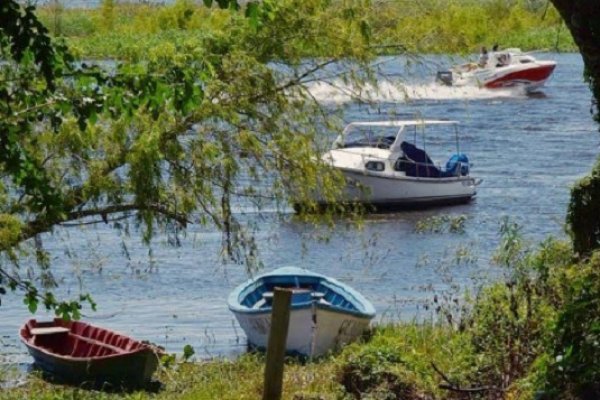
541 252 600 399
567 157 600 257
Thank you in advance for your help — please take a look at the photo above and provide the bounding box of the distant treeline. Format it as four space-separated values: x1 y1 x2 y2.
35 0 575 59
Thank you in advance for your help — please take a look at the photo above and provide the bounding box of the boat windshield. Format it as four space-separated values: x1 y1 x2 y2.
338 125 400 149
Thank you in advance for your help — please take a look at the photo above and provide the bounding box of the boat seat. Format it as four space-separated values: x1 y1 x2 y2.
30 327 70 335
398 142 441 178
69 333 128 356
262 291 274 300
260 290 323 306
252 298 267 309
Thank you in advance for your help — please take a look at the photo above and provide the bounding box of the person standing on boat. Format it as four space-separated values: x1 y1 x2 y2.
478 46 489 68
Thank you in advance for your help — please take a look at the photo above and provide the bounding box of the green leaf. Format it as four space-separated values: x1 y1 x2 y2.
359 20 371 41
27 298 38 314
245 2 260 29
202 0 212 7
183 344 195 361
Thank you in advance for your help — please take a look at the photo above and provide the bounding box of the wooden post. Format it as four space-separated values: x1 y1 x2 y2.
262 288 292 400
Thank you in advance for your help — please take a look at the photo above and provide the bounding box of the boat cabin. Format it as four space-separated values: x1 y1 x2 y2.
331 120 470 178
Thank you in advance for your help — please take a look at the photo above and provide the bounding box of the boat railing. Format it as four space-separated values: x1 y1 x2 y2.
257 290 328 309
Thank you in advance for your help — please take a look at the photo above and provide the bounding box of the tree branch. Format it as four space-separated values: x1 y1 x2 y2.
431 362 505 394
20 203 189 242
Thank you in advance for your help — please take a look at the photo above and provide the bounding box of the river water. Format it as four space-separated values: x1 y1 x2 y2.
1 53 598 366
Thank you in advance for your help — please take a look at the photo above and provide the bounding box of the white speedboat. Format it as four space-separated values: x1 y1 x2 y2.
228 266 375 357
317 120 479 208
437 48 556 91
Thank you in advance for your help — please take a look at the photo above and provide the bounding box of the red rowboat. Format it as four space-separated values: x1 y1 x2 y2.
20 318 160 387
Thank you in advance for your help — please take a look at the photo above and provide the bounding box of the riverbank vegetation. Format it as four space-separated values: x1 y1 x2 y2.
2 220 599 399
36 0 575 61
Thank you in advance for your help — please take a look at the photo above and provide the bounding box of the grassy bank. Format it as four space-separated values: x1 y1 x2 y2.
0 323 473 400
3 228 599 399
36 0 575 61
0 149 598 396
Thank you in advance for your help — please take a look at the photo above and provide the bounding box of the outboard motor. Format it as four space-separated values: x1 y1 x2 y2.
436 70 453 86
445 153 469 176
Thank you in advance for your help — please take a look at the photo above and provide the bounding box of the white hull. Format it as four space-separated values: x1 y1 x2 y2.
338 169 477 206
437 49 556 91
232 306 371 357
450 61 556 91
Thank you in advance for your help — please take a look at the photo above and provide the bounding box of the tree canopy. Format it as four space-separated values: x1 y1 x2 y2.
0 0 378 317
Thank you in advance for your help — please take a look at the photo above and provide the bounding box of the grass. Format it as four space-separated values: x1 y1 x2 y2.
0 323 475 399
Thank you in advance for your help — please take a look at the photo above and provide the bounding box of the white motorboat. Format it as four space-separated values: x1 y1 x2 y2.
437 48 556 91
228 266 375 357
316 120 479 208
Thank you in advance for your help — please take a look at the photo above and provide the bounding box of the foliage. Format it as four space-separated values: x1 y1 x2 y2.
337 323 477 399
566 157 600 257
0 0 377 315
0 0 95 316
541 252 600 399
34 0 575 60
460 224 572 397
360 0 573 54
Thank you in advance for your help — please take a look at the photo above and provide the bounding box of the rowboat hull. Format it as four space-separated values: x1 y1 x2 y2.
232 304 372 357
228 267 375 357
20 319 159 387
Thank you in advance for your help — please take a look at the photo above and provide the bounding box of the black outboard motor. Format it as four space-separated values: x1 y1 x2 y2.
436 70 453 86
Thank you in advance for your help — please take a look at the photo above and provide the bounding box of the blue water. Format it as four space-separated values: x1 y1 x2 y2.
1 53 598 366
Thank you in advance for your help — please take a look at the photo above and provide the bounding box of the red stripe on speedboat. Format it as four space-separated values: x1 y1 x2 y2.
485 64 556 89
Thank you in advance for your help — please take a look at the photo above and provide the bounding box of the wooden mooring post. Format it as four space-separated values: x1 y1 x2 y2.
262 287 292 400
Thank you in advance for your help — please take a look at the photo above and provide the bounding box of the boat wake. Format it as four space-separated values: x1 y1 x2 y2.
305 79 526 105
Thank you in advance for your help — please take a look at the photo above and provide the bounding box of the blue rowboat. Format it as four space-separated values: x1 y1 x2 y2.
228 266 375 357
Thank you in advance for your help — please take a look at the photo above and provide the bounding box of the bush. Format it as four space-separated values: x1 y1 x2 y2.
463 224 571 396
336 324 477 399
567 157 600 257
541 252 600 399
